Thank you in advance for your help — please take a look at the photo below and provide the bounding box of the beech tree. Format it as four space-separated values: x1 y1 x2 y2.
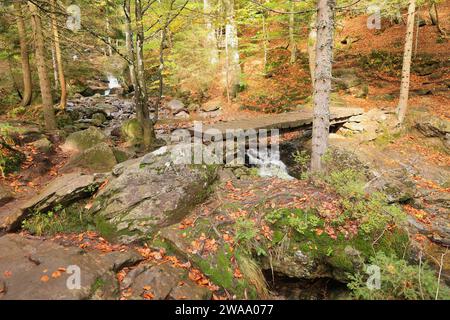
311 0 336 172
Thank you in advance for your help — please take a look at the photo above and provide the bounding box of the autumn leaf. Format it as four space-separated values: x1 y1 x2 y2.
51 271 62 278
40 275 50 282
3 271 12 278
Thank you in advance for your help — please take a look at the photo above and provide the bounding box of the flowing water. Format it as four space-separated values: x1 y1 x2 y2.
104 73 121 96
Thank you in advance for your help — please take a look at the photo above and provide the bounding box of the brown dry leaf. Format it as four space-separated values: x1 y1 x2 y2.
143 292 154 300
51 271 62 278
40 275 50 282
3 271 12 278
143 285 152 291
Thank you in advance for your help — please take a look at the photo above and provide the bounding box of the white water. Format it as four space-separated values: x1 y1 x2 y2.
104 73 121 96
246 148 293 180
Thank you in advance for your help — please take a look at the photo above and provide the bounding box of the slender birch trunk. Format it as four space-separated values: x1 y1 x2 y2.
396 0 416 124
224 0 240 98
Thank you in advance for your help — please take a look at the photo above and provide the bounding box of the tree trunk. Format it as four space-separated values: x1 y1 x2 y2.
311 0 336 173
124 0 136 88
396 0 416 124
51 0 67 109
307 13 317 89
204 0 218 65
262 13 268 73
29 2 57 131
224 0 240 98
135 0 155 150
289 0 296 64
106 17 113 56
429 2 445 35
157 27 167 120
14 1 32 107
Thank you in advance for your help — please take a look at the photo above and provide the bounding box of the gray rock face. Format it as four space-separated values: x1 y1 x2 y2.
0 234 142 300
0 173 105 234
167 99 185 114
62 127 107 153
91 146 218 243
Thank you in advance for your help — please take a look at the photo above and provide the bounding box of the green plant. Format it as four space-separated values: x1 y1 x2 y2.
22 204 118 240
292 150 310 179
348 252 450 300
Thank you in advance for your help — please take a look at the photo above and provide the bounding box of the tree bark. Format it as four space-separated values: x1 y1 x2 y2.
29 2 57 131
224 0 240 98
289 0 296 64
51 0 67 109
311 0 336 173
307 13 317 89
14 1 32 107
396 0 416 124
124 0 137 88
262 12 268 72
135 0 155 150
204 0 218 65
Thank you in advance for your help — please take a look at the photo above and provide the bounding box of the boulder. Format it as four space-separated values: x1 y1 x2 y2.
91 112 107 126
0 173 105 234
62 127 107 153
167 99 185 114
0 185 13 206
343 122 365 132
90 146 218 243
174 111 190 119
65 142 117 172
415 116 450 138
121 118 143 146
30 138 52 154
0 234 141 300
201 101 221 112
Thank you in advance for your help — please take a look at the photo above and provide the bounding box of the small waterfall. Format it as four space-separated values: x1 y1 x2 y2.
104 73 121 96
246 148 294 180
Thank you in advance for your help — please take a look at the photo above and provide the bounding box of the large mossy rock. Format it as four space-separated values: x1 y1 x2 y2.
65 142 117 172
90 146 218 243
62 126 107 152
121 118 143 146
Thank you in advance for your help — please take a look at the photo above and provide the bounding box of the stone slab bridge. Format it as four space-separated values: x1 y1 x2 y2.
190 107 364 140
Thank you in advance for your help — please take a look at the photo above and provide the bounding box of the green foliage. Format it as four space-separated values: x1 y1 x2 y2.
359 50 403 77
292 150 310 179
348 251 450 300
169 25 218 96
22 203 118 241
266 208 322 236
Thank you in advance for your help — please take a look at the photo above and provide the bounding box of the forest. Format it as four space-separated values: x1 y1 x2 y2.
0 0 449 302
